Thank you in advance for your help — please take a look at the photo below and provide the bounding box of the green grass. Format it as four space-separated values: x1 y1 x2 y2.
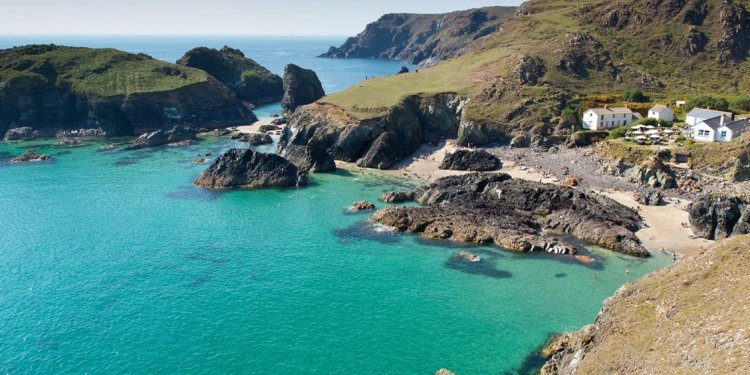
0 45 208 97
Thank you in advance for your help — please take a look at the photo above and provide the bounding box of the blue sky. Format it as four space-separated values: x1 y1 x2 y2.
2 0 523 35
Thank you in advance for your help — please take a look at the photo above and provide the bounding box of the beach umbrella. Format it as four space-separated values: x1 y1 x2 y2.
650 134 661 139
633 130 644 135
646 129 660 135
663 129 674 134
645 125 656 129
634 135 647 140
632 125 646 130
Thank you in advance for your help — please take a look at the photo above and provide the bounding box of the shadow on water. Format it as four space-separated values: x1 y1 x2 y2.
444 257 513 279
166 186 224 202
332 221 402 245
507 338 550 375
114 151 154 166
184 248 230 287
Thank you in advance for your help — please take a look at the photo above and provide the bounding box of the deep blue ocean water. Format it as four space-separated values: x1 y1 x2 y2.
0 37 670 374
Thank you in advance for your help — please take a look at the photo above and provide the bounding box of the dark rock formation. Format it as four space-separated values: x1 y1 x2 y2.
127 125 197 149
629 156 676 189
636 190 664 206
349 201 376 211
258 124 280 133
277 94 467 172
281 64 325 113
0 45 255 138
3 127 38 141
250 133 273 146
379 191 414 203
689 194 750 240
177 46 283 105
319 7 517 66
397 66 410 74
195 148 307 189
439 149 502 171
370 173 649 257
517 55 546 85
10 150 51 163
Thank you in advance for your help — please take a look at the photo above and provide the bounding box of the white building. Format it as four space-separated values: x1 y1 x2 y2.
691 115 750 142
685 108 734 126
582 107 634 130
647 105 674 122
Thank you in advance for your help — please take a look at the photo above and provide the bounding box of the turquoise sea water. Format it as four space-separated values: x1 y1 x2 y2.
0 138 669 374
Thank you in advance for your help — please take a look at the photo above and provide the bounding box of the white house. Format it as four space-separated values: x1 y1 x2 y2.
691 115 750 142
685 108 734 126
582 107 634 130
648 105 674 122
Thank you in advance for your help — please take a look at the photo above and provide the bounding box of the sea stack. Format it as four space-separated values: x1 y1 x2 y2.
281 64 325 113
195 148 308 189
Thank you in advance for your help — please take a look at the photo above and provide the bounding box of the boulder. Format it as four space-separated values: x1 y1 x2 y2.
510 133 531 148
370 173 648 257
600 157 629 176
258 124 280 133
10 150 51 163
349 201 376 211
636 190 664 206
250 133 273 146
436 370 456 375
3 127 38 141
629 156 676 189
439 149 502 171
127 125 197 149
271 117 288 126
195 148 308 189
194 157 207 164
379 191 415 203
281 64 325 113
562 175 582 187
397 66 410 74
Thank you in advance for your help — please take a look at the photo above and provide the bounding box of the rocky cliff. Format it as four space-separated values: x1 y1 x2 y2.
177 46 283 106
541 235 750 374
689 193 750 240
370 173 649 257
281 64 325 113
276 94 467 172
0 45 255 138
320 7 517 66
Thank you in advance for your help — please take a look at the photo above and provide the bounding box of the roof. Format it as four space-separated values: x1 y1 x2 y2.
633 113 643 119
687 108 733 120
586 107 633 115
649 104 671 112
724 119 750 132
700 115 734 130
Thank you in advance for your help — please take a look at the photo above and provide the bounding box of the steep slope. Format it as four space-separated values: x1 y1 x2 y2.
541 235 750 374
319 6 518 66
288 0 750 163
177 46 283 106
0 45 255 137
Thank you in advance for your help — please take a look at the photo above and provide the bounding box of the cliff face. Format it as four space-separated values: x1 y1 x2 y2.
541 235 750 374
319 7 517 66
0 45 255 137
281 64 325 113
177 46 283 106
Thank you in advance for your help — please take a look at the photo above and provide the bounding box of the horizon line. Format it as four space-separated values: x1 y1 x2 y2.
0 34 351 38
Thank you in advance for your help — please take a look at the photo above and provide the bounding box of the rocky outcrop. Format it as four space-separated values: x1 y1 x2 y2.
126 125 197 149
541 236 750 374
3 127 38 141
0 45 255 138
177 46 283 105
349 201 376 211
195 148 307 189
249 133 273 146
370 173 649 257
281 64 325 113
517 55 546 85
277 94 467 172
636 190 664 206
689 194 750 240
10 150 51 163
319 7 517 66
629 155 676 188
439 149 502 171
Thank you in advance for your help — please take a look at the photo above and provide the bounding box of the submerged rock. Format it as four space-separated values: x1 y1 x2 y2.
127 125 197 149
195 148 307 189
281 64 325 113
439 149 502 171
11 150 51 163
453 251 482 263
3 127 38 141
370 173 648 257
350 201 376 211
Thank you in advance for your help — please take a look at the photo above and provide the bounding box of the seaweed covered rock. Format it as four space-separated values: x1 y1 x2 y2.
127 125 197 149
439 149 502 171
195 148 307 189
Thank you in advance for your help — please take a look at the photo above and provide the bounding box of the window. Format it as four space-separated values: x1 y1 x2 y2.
721 131 728 138
698 130 710 137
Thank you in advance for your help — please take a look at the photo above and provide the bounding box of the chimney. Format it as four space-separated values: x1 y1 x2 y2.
721 116 725 126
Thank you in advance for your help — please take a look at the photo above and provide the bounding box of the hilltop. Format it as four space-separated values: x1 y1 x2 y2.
541 235 750 374
0 45 255 137
320 6 517 66
281 0 750 169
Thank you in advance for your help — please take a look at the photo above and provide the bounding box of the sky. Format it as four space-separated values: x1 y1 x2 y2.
1 0 523 36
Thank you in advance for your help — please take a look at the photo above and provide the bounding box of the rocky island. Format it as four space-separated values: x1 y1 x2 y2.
195 148 308 189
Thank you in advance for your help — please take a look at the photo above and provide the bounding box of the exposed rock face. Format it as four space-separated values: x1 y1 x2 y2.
439 149 502 171
541 236 750 374
10 150 51 163
3 127 38 141
689 194 750 240
195 148 307 189
277 95 467 171
629 156 676 188
517 55 546 85
379 191 414 203
127 125 197 149
636 190 664 206
370 173 649 257
177 46 283 105
319 7 517 66
600 157 629 176
250 133 273 146
281 64 325 113
0 45 256 138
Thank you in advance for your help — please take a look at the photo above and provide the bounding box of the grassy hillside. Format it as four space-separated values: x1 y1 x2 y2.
321 0 750 127
542 235 750 374
0 45 208 97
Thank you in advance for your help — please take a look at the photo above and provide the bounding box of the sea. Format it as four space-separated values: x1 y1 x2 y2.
0 36 670 374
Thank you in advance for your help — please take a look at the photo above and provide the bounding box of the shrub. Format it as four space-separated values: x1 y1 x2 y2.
686 95 730 112
657 119 669 127
730 96 750 112
635 118 658 126
685 139 695 145
607 126 630 139
623 89 647 102
676 135 686 142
